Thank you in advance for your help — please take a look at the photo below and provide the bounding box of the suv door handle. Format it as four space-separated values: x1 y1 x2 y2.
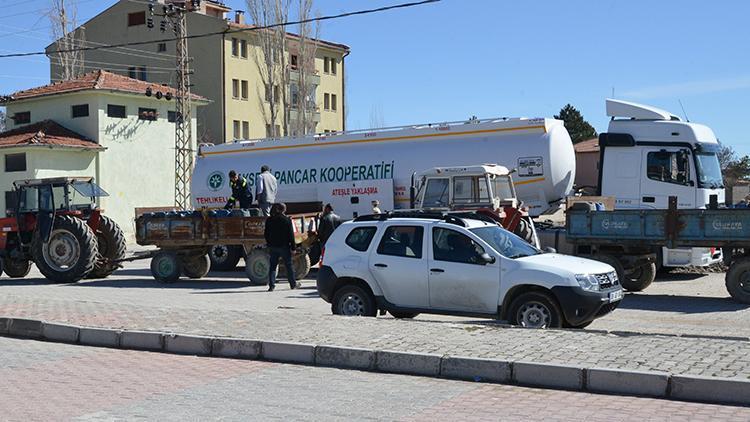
642 196 655 203
430 268 445 273
374 263 388 268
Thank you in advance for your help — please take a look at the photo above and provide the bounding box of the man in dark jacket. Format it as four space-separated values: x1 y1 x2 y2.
263 202 298 291
225 170 253 209
318 203 342 245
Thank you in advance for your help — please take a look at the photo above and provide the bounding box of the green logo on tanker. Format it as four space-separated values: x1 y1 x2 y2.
207 171 224 191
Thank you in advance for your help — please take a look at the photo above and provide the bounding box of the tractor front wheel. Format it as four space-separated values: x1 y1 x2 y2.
3 258 32 278
32 215 98 283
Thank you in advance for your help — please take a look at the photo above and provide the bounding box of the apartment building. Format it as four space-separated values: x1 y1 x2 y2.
46 0 349 144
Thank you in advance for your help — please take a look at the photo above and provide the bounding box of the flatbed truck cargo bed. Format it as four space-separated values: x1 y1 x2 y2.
133 209 318 284
566 197 750 303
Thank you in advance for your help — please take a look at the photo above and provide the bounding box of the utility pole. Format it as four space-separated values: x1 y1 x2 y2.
147 0 197 210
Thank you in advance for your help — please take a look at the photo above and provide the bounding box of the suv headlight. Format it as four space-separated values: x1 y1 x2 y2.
575 274 600 292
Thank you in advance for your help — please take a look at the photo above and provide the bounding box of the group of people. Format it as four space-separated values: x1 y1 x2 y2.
224 165 386 292
224 165 278 217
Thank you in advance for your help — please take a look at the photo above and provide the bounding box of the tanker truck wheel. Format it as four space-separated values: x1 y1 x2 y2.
87 215 126 279
32 215 98 283
150 252 181 283
245 249 270 285
209 244 242 271
182 254 211 279
622 263 656 292
3 258 32 278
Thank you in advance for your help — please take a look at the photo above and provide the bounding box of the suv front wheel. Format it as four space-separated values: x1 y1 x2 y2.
332 284 377 317
509 291 563 329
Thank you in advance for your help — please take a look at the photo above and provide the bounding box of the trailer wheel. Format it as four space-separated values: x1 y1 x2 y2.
622 263 656 292
32 215 98 283
150 252 181 283
182 254 210 279
208 244 242 271
87 216 126 279
245 249 270 285
3 258 31 278
725 258 750 304
280 253 311 282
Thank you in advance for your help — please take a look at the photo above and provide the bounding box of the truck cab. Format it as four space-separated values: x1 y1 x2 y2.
410 164 537 246
598 99 724 267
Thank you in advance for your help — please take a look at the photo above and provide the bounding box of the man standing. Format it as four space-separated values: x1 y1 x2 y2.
225 170 253 209
264 203 297 292
318 203 342 245
256 165 278 216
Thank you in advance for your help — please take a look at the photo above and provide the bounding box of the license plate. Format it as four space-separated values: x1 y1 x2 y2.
609 290 623 302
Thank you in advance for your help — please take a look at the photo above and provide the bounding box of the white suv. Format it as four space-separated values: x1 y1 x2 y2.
316 213 623 328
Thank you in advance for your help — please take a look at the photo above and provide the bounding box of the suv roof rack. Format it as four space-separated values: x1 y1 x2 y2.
353 210 469 227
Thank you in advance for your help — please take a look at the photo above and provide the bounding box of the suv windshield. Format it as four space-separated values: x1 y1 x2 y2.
470 225 540 259
695 152 724 189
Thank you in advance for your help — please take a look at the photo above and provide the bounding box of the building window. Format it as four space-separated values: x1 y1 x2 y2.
241 80 248 100
139 67 147 81
107 104 126 118
5 191 18 215
12 111 30 125
233 120 241 139
128 67 137 79
232 79 239 99
240 39 247 58
5 153 26 172
157 43 167 53
168 111 177 123
231 38 239 57
265 84 279 102
324 93 330 110
290 54 298 70
71 104 89 118
331 94 337 111
324 57 330 74
330 58 337 75
242 121 249 139
290 83 299 107
265 124 280 137
128 11 146 27
138 108 158 121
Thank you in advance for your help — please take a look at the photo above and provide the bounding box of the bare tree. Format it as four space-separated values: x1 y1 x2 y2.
370 104 385 128
247 0 291 138
288 0 320 136
0 109 6 132
48 0 85 81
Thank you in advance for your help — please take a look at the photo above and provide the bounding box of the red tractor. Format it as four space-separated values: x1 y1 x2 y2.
0 177 126 282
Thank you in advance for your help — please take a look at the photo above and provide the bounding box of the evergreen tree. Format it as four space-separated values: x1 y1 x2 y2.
554 104 597 144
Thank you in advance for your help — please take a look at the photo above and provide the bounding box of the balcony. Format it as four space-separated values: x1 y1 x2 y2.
289 106 321 123
288 66 320 86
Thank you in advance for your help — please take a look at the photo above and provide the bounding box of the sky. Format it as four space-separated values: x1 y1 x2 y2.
1 0 749 154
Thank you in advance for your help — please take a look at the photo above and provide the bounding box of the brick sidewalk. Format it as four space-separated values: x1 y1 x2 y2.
2 294 750 380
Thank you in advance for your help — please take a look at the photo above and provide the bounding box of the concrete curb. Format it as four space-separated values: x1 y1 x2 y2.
1 316 748 406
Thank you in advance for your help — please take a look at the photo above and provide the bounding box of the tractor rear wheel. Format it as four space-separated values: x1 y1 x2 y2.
3 258 32 278
87 215 126 279
32 215 98 283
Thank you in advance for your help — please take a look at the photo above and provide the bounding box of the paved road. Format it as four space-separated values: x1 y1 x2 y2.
0 260 747 338
3 336 749 422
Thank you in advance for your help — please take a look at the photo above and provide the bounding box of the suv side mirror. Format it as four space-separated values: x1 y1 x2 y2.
479 252 496 264
543 247 556 254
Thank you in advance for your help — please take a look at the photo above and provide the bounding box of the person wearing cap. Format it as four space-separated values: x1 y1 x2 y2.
371 200 382 214
225 170 253 209
256 165 278 216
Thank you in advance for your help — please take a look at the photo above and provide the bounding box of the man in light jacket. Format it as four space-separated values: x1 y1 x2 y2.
256 165 278 216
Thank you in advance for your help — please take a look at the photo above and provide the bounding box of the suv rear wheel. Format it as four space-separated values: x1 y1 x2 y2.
332 284 376 317
509 291 563 328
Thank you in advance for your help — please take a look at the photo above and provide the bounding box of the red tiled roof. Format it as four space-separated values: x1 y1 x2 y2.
0 120 102 150
3 70 207 103
227 22 350 51
574 138 599 153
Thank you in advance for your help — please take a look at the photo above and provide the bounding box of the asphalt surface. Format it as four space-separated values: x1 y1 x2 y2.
0 260 747 338
3 336 750 422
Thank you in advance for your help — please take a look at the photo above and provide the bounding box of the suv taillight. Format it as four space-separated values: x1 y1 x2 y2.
320 246 325 266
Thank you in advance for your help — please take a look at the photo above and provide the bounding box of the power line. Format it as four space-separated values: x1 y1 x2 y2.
0 0 97 20
0 0 441 59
